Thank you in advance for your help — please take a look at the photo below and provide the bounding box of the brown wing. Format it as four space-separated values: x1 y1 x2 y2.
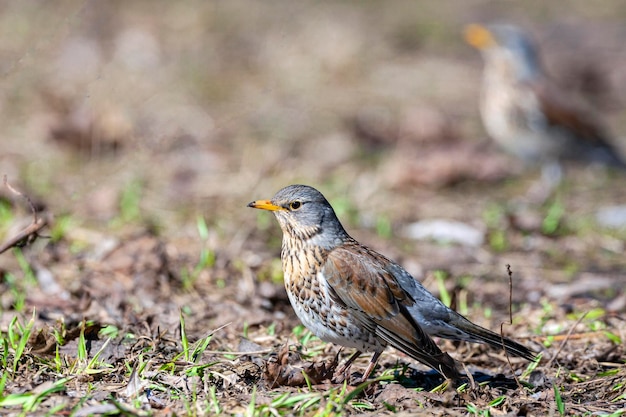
323 241 410 320
532 81 609 144
323 241 460 379
375 311 460 379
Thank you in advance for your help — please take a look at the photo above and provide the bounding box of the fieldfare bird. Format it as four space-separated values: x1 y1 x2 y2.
465 24 625 182
249 184 536 382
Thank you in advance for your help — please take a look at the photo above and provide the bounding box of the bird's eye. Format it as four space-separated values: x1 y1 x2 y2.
289 201 302 210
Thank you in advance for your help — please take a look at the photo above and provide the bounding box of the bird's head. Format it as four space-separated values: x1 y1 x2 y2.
464 23 541 82
248 184 348 247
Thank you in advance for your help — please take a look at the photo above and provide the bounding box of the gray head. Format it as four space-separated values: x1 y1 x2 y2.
465 23 541 81
248 184 348 247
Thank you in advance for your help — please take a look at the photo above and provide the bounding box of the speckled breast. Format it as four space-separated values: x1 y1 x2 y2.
280 239 385 352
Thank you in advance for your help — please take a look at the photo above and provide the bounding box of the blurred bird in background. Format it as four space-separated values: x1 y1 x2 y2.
465 23 625 197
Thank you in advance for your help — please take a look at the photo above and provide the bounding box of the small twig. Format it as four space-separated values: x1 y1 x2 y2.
198 348 273 356
461 362 476 391
501 264 521 388
506 264 513 324
0 216 49 254
0 176 50 254
545 312 588 368
4 175 38 223
533 331 604 342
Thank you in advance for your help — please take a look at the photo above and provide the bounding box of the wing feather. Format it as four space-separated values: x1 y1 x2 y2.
532 82 608 144
323 240 460 379
323 242 409 320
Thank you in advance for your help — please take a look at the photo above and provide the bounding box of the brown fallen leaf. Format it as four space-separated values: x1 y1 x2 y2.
263 344 338 388
29 327 58 355
28 320 105 356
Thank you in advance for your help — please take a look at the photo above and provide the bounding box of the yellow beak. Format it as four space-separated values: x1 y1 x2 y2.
247 199 286 211
464 24 495 49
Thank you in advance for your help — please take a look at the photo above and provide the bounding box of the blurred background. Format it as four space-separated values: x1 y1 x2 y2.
1 0 626 331
2 3 626 413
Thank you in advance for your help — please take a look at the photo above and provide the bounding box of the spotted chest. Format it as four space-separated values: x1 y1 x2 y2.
481 65 571 163
280 237 384 351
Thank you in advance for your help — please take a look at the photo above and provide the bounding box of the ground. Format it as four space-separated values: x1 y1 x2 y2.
0 1 625 416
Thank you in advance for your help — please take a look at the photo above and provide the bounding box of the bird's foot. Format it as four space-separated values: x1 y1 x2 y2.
330 365 352 384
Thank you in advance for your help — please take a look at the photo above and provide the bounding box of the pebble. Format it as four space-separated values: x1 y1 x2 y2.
596 205 626 229
403 219 485 247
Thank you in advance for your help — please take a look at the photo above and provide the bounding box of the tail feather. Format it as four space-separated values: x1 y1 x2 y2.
377 325 461 380
452 316 537 361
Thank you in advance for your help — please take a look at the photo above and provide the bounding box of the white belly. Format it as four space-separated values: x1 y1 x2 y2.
284 271 384 352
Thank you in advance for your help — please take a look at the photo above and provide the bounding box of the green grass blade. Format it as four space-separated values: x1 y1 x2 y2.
553 384 565 416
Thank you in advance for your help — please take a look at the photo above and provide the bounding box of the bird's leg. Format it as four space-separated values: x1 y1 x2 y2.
353 351 383 385
333 351 383 385
529 160 562 203
332 350 362 383
542 160 563 188
335 351 361 375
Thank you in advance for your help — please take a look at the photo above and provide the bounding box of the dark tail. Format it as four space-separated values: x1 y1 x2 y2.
453 316 537 361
